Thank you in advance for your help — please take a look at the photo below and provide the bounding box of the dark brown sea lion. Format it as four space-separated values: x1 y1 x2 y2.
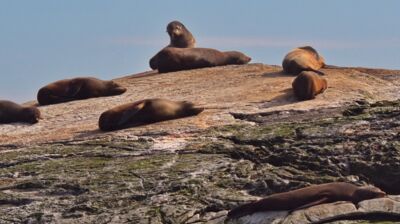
282 46 326 75
0 100 41 124
292 71 328 100
166 20 196 48
150 21 196 70
98 98 204 131
37 77 127 105
227 182 386 220
150 47 251 73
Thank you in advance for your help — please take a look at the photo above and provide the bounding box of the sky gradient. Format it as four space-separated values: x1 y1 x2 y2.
1 1 399 102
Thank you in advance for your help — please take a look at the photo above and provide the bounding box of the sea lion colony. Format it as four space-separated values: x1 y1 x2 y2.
0 21 386 219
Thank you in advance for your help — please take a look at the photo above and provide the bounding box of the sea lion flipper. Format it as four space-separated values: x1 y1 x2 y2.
65 81 83 97
117 101 146 126
309 68 325 76
293 196 330 211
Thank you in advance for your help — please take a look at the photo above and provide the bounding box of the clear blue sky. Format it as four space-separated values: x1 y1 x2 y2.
1 1 399 103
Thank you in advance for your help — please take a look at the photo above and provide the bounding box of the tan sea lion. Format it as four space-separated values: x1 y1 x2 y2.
227 182 386 220
150 47 251 73
0 100 41 124
98 98 204 131
37 77 127 105
282 46 326 75
292 71 328 100
150 20 196 70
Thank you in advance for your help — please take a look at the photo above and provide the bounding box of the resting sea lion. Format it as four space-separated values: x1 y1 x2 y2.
282 46 326 75
98 98 204 131
150 47 251 73
150 20 196 70
227 182 386 220
0 100 41 124
37 77 127 105
292 71 328 100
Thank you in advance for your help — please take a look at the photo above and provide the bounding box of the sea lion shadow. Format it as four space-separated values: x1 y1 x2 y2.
125 70 160 79
258 88 298 108
74 126 141 138
262 70 294 78
74 129 104 139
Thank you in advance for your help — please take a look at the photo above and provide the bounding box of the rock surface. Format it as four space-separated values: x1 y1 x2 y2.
0 64 399 223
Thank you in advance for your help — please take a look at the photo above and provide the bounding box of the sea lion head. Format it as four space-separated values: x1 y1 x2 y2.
179 101 204 117
299 46 326 67
98 110 119 131
224 51 252 65
106 81 127 95
167 21 187 39
21 107 41 124
37 87 51 106
352 186 386 203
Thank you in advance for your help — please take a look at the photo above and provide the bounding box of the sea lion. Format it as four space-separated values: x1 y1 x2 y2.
149 21 196 70
150 47 251 73
37 77 127 105
292 71 328 100
282 46 326 75
98 98 204 131
227 182 386 220
166 20 196 48
0 100 41 124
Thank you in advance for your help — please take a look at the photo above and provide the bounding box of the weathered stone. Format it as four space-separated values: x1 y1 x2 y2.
358 197 400 214
282 202 358 224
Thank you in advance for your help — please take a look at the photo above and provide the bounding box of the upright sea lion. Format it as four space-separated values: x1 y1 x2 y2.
166 21 196 48
292 71 328 100
0 100 41 124
37 77 127 105
282 46 326 75
150 47 251 73
227 182 386 220
98 98 204 131
150 20 196 70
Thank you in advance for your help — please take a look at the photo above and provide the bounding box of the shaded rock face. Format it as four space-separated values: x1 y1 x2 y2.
0 64 399 223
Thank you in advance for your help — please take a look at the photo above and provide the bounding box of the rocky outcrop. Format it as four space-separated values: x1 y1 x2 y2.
231 196 400 224
0 64 399 223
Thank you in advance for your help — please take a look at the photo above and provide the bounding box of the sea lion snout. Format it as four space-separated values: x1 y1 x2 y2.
22 107 41 124
170 28 182 38
353 186 387 203
224 51 252 65
167 21 184 37
371 187 387 198
187 107 204 116
108 81 127 95
180 101 204 116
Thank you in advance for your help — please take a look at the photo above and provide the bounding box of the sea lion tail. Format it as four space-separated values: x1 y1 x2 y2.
227 202 258 220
